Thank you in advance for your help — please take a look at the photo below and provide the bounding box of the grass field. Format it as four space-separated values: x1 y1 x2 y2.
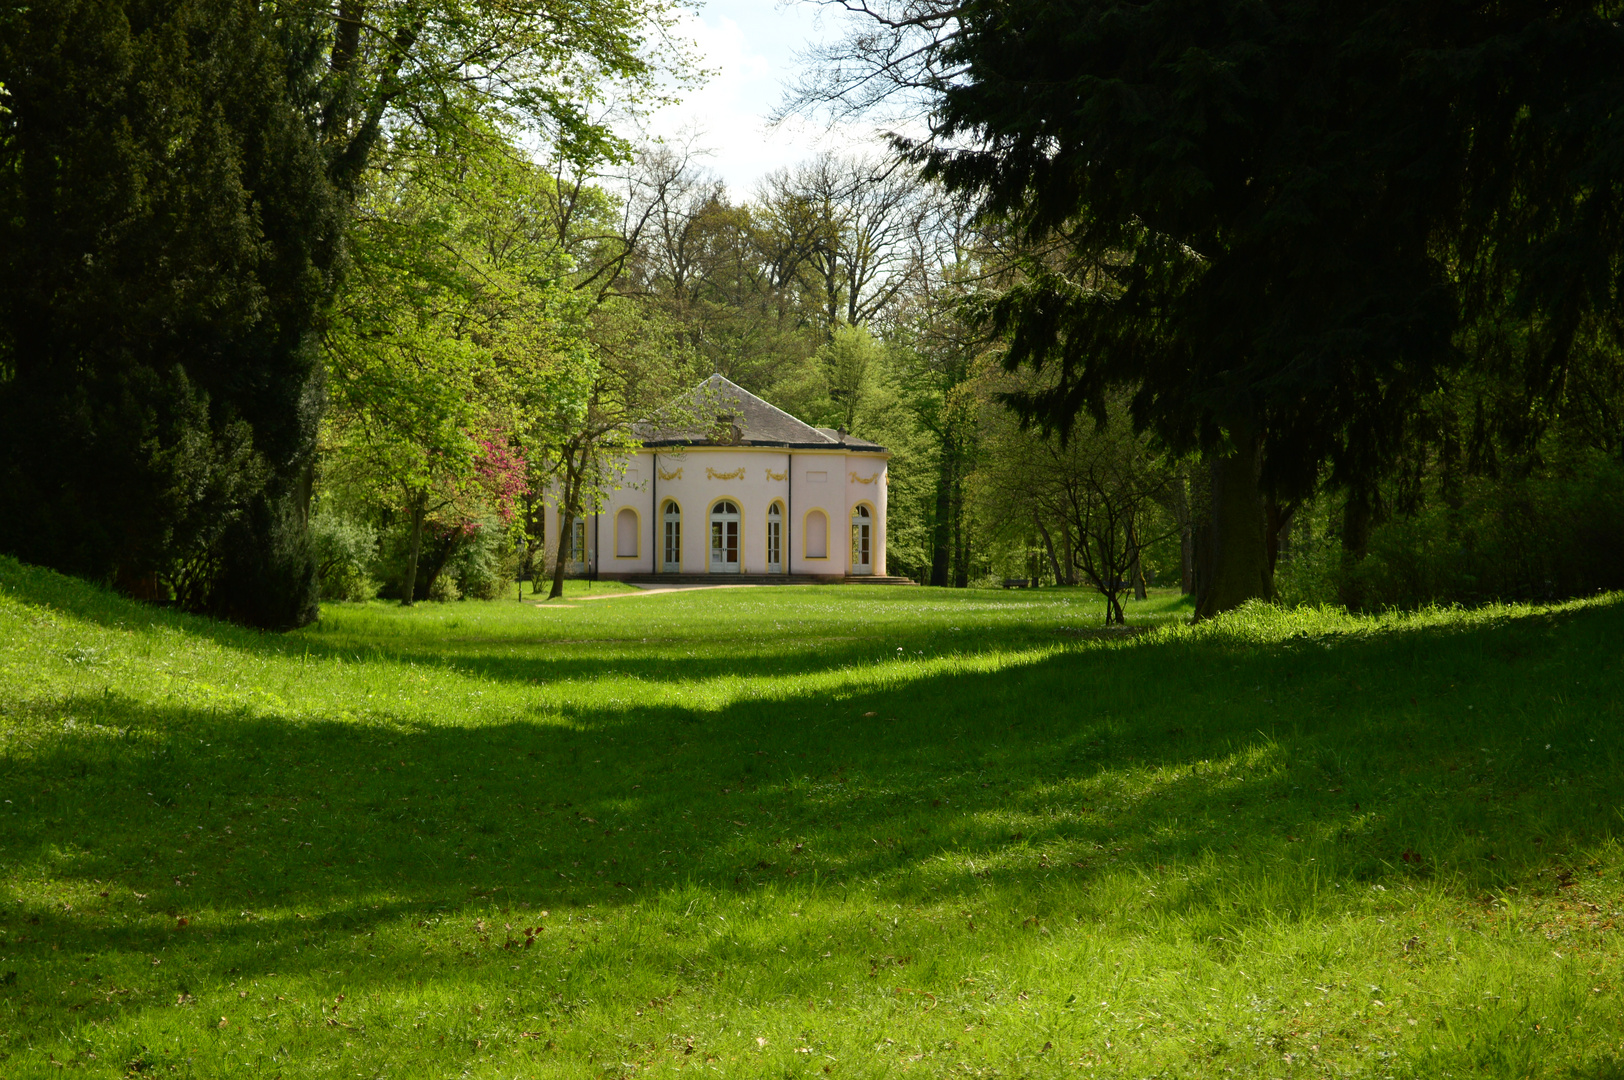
522 579 642 599
1 556 1622 1079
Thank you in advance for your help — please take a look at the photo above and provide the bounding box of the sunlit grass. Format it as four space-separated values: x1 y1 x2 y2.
0 555 1621 1078
519 577 642 600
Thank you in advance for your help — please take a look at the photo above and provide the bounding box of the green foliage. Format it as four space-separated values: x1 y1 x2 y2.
323 123 599 602
271 0 698 196
309 506 379 602
808 323 884 431
3 557 1624 1076
1279 454 1624 611
805 0 1624 612
0 0 342 627
367 515 513 604
448 517 518 600
976 376 1181 621
0 0 696 626
896 2 1624 497
847 345 940 581
454 522 516 597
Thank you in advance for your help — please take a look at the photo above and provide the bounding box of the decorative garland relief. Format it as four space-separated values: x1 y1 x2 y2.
849 471 881 485
658 466 683 481
765 469 787 481
706 466 746 481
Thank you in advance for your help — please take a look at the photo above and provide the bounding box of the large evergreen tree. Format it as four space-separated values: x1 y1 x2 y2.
0 0 342 626
797 0 1624 616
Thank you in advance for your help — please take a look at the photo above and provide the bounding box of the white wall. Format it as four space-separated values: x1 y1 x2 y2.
541 446 889 577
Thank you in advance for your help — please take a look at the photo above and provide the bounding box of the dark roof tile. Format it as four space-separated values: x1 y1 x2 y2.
639 375 886 452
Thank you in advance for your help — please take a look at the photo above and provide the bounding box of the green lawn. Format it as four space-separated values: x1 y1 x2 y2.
1 556 1621 1079
520 577 642 599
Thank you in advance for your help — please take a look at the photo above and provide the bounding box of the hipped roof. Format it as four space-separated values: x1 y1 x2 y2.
637 374 886 452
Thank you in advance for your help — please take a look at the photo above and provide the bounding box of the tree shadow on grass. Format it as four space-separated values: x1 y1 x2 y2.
3 595 1619 1003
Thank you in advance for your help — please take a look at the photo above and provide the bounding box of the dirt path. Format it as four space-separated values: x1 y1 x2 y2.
527 583 766 605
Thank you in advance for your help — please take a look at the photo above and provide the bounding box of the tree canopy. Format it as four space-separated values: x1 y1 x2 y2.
0 0 343 624
0 0 696 626
794 0 1624 615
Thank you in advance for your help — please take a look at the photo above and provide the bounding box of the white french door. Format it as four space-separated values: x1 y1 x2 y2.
767 503 783 573
709 500 740 573
662 500 681 572
850 505 872 575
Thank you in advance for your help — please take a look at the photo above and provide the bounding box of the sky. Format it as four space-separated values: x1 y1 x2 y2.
642 0 889 196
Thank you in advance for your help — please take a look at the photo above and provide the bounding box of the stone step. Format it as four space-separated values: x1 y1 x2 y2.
611 573 916 587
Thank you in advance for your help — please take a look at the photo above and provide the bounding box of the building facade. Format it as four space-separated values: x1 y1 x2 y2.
541 375 889 580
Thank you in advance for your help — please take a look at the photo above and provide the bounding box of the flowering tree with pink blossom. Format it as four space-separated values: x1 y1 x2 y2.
474 435 529 528
321 125 588 604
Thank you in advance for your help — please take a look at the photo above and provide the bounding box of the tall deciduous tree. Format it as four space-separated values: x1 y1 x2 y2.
323 124 591 604
884 194 995 587
499 137 706 601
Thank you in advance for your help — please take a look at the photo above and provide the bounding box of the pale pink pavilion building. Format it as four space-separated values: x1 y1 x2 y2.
542 376 899 582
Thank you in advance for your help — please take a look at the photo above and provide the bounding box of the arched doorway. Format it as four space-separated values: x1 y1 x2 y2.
662 500 681 572
709 500 740 573
767 502 784 574
851 504 873 575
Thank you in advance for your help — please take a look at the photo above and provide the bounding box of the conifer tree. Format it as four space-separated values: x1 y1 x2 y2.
794 0 1624 615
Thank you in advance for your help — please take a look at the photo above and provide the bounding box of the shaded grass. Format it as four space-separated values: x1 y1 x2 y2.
0 555 1621 1078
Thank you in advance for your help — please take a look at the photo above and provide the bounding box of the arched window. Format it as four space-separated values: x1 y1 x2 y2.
662 500 681 572
710 500 741 573
767 502 784 573
851 504 872 574
615 507 638 558
805 509 828 559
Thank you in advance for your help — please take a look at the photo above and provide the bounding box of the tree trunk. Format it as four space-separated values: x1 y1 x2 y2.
1337 485 1374 609
416 531 462 601
1173 472 1195 595
1265 498 1296 574
930 448 952 587
1036 516 1064 586
1193 435 1274 620
330 0 363 74
1187 464 1212 600
1128 514 1148 600
549 506 574 601
951 467 969 588
400 491 427 607
549 448 586 601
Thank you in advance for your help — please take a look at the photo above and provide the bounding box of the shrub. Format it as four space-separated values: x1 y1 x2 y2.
1277 454 1624 610
310 508 378 602
373 515 514 602
447 517 516 600
427 573 462 602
